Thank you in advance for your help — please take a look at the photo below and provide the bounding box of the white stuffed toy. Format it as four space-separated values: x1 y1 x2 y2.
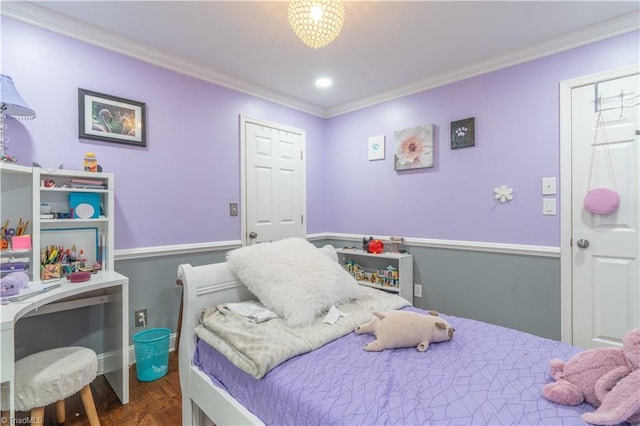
355 310 455 352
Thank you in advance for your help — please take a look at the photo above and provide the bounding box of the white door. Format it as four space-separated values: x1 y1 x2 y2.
569 72 640 349
241 116 306 245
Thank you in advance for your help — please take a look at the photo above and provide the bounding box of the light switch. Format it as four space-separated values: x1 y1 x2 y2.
542 177 556 195
543 198 556 215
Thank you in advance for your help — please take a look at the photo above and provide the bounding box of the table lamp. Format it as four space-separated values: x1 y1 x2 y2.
1 74 36 163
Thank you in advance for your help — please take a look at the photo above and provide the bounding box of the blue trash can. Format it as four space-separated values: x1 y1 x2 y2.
133 328 171 382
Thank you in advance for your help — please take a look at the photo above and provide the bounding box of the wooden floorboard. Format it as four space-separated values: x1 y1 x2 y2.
12 352 181 425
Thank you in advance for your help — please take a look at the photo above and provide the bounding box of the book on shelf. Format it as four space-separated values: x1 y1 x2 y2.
69 178 106 189
71 178 103 185
40 213 55 219
70 183 106 189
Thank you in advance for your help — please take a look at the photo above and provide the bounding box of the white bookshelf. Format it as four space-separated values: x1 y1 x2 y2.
336 248 414 305
34 168 115 276
0 164 116 281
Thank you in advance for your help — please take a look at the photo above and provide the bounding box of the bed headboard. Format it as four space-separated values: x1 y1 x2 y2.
176 263 255 386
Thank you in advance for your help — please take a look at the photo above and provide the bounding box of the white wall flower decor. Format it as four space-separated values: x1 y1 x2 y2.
494 185 513 203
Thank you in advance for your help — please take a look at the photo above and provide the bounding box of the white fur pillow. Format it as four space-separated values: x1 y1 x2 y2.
226 238 365 327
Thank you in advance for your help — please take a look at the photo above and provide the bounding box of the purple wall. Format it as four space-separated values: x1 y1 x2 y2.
1 17 326 249
325 31 639 246
2 16 638 249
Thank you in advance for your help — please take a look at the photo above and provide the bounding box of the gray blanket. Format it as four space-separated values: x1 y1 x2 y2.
195 287 410 379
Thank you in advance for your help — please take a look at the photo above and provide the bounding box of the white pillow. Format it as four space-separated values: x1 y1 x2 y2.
226 238 365 327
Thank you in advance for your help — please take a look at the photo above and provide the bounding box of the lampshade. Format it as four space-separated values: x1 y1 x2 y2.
288 0 345 49
1 74 35 119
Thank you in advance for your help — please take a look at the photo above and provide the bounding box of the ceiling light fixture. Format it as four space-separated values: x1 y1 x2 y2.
315 77 332 88
288 0 345 49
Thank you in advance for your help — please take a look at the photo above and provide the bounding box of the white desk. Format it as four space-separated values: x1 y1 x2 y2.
1 271 129 416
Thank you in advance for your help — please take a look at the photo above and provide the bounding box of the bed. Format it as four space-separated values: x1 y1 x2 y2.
177 241 600 426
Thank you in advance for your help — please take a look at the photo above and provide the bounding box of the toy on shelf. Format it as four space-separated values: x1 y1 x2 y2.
363 236 384 254
389 236 406 253
343 259 400 288
377 266 399 287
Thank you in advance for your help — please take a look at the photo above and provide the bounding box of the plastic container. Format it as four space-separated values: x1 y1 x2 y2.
83 152 98 172
133 328 171 382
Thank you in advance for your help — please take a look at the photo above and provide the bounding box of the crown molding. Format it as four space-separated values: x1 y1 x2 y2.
0 1 326 117
325 11 640 117
2 2 638 119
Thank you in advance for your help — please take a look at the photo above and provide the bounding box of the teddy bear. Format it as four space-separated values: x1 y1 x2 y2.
581 368 640 425
354 310 455 352
541 328 640 409
579 328 640 425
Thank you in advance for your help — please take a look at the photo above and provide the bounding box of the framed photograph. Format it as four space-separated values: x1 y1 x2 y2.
451 117 475 149
78 89 146 147
394 124 434 170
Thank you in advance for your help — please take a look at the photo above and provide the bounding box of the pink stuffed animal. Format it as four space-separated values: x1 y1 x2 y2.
542 328 640 408
581 369 640 425
580 329 640 425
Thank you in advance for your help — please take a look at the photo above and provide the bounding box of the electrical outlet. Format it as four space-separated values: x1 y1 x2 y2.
135 309 147 327
414 284 422 298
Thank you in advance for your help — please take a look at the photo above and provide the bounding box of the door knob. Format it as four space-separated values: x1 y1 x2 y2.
576 239 590 249
249 231 258 239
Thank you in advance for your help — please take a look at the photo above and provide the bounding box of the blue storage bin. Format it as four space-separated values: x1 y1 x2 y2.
133 328 171 382
68 192 101 219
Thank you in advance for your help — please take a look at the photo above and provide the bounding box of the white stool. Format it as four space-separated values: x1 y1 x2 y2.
1 346 101 426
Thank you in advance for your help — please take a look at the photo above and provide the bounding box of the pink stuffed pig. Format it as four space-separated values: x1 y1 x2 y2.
354 310 454 352
542 328 640 408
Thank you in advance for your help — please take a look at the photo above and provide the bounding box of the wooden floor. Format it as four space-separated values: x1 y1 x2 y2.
13 352 181 425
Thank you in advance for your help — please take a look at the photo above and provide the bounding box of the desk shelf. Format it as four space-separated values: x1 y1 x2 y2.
36 169 114 279
0 165 115 280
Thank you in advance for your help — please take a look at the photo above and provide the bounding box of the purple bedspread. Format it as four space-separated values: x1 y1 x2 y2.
194 309 599 425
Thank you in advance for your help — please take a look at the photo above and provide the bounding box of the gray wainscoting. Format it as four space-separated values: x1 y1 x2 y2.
323 240 561 341
14 239 560 361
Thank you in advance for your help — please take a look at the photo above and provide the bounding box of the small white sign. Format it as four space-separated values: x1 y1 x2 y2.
368 135 385 161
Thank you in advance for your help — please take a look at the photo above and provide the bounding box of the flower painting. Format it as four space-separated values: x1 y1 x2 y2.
394 124 434 171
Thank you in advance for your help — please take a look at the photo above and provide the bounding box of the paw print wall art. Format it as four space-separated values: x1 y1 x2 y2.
450 117 475 149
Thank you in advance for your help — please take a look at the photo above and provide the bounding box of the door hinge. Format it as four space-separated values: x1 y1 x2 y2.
301 215 304 225
300 151 303 160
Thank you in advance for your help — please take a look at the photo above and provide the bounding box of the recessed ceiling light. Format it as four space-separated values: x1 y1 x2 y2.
315 77 332 88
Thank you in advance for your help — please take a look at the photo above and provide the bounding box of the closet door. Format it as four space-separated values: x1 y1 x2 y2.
571 73 639 349
241 116 306 245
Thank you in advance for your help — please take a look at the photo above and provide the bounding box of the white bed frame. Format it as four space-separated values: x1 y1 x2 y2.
177 262 265 426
